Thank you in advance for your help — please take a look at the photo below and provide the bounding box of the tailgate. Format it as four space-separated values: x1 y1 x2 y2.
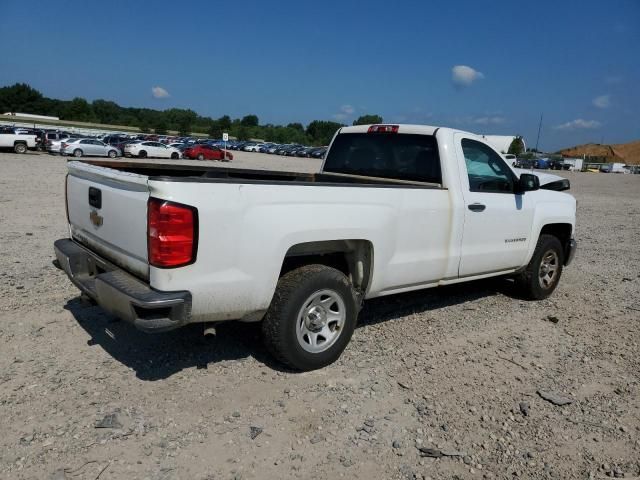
66 161 150 279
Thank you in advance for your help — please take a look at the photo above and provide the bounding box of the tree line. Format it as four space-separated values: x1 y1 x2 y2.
0 83 383 146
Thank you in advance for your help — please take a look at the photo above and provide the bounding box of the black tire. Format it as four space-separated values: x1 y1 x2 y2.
197 153 204 161
14 143 27 154
73 149 83 158
515 234 564 300
138 150 147 158
171 152 179 159
262 265 358 371
107 150 117 158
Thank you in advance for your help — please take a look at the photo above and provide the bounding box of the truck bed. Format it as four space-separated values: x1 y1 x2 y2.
78 160 443 189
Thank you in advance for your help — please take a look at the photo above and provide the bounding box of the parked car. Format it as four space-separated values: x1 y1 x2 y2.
259 143 276 153
309 147 327 159
243 143 261 152
182 144 233 161
0 127 38 153
61 138 121 158
124 141 181 159
600 162 629 174
514 158 536 169
55 123 577 371
46 136 72 154
535 158 550 170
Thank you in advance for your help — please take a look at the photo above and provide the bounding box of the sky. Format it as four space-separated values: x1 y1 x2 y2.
1 0 639 151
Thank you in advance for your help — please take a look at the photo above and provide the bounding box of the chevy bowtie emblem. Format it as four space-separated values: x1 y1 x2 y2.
90 210 103 227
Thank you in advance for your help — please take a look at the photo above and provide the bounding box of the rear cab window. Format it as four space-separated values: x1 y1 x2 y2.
323 133 442 184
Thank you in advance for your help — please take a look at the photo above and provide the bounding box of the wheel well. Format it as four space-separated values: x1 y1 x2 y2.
280 240 373 294
14 140 26 144
540 223 572 246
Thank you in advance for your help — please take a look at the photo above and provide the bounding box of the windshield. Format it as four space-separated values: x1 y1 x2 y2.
323 133 442 184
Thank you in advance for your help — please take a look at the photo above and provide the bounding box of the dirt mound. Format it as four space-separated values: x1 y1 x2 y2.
558 140 640 164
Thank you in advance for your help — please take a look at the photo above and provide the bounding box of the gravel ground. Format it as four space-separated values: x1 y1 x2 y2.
1 151 639 480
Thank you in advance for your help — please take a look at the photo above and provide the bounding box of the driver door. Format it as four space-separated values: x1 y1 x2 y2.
455 134 535 276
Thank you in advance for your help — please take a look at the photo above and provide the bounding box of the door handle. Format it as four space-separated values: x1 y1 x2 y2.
468 203 486 212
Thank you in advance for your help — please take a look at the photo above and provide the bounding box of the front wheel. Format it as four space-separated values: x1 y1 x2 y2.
262 265 358 371
138 150 147 158
197 153 204 160
171 152 179 159
515 234 564 300
107 150 117 158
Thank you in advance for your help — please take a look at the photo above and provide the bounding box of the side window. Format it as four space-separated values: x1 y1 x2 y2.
81 139 91 145
461 139 515 193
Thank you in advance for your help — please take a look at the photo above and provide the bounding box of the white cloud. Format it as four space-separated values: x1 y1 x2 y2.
151 86 170 98
332 104 356 121
554 119 602 130
451 65 484 88
454 115 505 126
472 116 505 125
340 104 355 115
592 94 611 109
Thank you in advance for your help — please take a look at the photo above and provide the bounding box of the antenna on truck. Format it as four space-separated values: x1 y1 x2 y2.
535 113 543 152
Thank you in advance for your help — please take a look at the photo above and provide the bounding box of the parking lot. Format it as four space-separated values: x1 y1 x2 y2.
1 151 639 479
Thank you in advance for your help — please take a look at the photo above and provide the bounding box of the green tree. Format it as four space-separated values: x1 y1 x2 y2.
207 121 222 139
153 119 168 135
240 114 259 127
218 115 232 130
306 120 343 145
138 119 151 133
0 83 44 113
286 122 304 132
235 125 250 140
62 97 97 122
508 136 525 156
92 99 121 124
353 114 383 126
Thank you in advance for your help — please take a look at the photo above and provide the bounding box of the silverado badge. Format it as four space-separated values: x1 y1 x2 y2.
89 210 103 227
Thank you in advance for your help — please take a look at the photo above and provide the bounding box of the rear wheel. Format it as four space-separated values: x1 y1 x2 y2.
515 234 564 300
138 150 147 158
14 143 27 154
197 153 204 160
107 150 117 158
73 149 83 157
262 265 358 371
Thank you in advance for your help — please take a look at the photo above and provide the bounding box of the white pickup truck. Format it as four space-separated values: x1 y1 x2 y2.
55 124 577 370
0 128 38 153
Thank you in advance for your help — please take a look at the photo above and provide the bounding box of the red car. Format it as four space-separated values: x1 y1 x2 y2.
183 144 233 161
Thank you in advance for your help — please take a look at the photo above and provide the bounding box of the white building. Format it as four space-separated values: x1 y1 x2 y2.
2 112 60 121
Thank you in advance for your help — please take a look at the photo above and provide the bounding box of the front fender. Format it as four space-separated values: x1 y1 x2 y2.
524 194 576 265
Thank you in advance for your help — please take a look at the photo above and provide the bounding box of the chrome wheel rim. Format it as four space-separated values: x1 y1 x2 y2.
539 250 559 289
296 289 345 353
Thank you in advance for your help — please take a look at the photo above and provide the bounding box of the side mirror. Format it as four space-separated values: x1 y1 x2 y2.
516 173 539 194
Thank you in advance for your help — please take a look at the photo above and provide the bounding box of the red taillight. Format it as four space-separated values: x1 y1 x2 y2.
148 198 197 268
367 124 399 133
